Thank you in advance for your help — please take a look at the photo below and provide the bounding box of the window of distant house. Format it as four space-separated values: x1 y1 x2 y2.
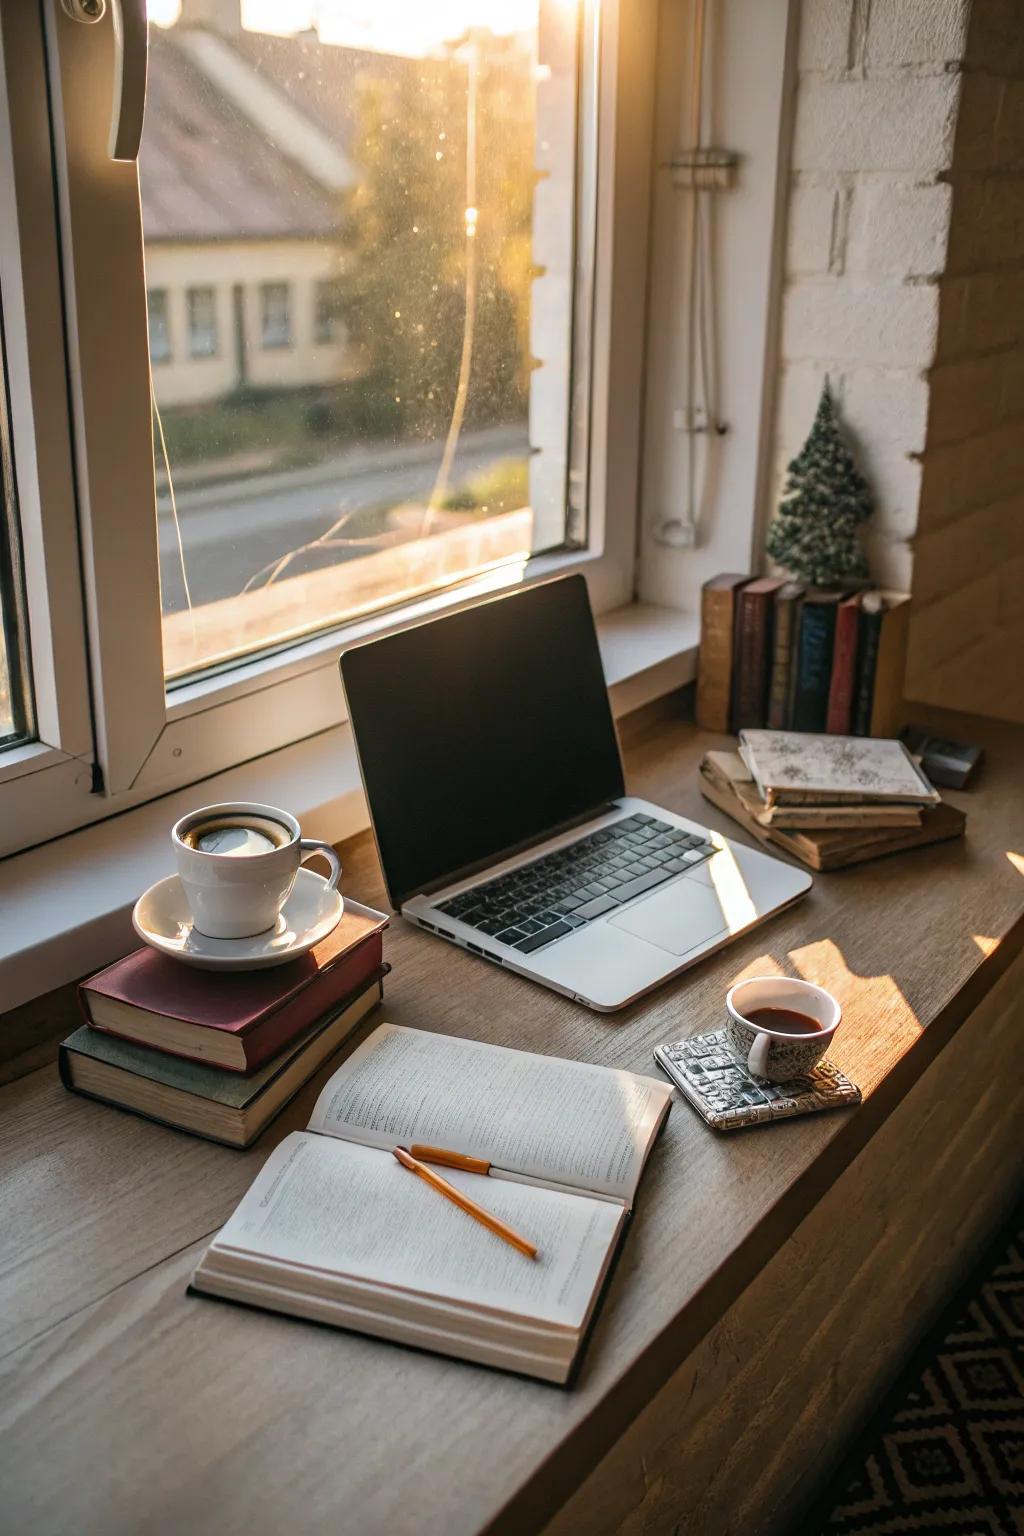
186 287 218 359
147 289 171 365
314 279 342 345
260 283 292 350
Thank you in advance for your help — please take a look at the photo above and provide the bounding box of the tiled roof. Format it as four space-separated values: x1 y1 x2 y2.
140 30 340 242
139 27 454 245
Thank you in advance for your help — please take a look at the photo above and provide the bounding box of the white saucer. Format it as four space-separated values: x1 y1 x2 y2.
133 867 345 971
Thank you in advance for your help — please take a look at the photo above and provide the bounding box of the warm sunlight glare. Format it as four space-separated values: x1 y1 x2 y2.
147 0 181 25
152 0 545 51
705 838 758 935
1007 851 1024 877
231 0 541 51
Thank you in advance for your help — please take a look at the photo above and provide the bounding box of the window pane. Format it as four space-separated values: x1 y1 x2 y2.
187 286 219 358
141 0 582 681
147 288 171 364
0 300 34 746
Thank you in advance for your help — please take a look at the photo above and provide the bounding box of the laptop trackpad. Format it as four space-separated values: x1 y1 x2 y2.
608 876 728 957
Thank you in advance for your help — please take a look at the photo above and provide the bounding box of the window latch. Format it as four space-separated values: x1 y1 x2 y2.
59 0 148 163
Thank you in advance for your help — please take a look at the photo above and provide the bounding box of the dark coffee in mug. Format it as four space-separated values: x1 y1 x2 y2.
743 1006 824 1036
180 813 292 857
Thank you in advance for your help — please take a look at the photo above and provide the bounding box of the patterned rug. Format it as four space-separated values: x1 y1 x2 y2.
804 1204 1024 1536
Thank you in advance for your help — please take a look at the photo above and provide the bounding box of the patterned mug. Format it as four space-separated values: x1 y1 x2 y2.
725 975 842 1083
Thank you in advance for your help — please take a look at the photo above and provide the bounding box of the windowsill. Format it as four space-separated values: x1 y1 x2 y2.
0 601 698 1013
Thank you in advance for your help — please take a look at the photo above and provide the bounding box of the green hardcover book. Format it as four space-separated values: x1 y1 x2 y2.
59 972 386 1148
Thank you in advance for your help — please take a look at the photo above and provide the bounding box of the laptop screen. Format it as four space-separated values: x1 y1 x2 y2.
340 575 625 908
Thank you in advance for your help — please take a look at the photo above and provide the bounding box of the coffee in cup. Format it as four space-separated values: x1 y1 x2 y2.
725 975 841 1082
179 812 292 857
172 801 342 940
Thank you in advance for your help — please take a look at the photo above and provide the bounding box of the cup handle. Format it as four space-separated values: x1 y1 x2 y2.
299 838 342 892
747 1031 770 1080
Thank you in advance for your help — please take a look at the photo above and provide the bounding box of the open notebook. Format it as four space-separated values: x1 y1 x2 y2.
191 1023 674 1384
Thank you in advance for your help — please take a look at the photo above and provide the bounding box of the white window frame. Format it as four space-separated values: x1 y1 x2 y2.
0 0 656 859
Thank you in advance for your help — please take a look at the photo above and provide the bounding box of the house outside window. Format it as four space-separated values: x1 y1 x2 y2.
186 286 218 359
147 289 171 364
314 279 342 345
260 283 292 350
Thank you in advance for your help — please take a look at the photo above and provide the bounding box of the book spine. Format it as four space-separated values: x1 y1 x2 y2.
697 584 739 732
791 603 837 732
869 599 911 738
767 593 798 730
731 591 772 731
826 602 860 734
784 595 805 729
851 607 883 735
241 931 385 1070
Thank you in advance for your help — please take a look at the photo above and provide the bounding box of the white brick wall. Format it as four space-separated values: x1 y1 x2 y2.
769 0 1024 721
905 0 1024 719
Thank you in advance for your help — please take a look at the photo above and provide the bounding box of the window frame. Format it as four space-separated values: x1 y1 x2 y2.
0 0 656 858
0 0 93 797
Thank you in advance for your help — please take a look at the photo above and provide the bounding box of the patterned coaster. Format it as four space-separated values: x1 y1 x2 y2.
654 1028 861 1131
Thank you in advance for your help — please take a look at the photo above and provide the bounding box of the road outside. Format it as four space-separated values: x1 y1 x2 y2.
158 422 530 614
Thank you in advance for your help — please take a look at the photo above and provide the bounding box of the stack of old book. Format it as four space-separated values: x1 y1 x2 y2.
700 729 966 872
58 900 388 1147
697 573 911 737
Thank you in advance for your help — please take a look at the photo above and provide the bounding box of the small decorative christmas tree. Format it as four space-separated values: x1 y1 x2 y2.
767 381 873 586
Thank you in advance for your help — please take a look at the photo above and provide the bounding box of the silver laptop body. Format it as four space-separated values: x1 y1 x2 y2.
341 577 811 1013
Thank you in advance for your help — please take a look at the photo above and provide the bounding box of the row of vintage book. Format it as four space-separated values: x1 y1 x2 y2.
58 900 389 1147
697 573 911 738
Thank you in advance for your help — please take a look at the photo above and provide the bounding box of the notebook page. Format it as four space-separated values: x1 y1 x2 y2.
209 1132 623 1330
308 1023 673 1202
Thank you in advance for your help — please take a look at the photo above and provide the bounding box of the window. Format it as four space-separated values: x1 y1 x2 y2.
314 278 342 346
0 0 648 856
186 286 218 358
147 288 171 364
0 303 32 747
137 6 591 683
260 282 292 351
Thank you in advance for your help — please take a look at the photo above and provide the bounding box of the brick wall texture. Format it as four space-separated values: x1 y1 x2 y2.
773 0 1024 722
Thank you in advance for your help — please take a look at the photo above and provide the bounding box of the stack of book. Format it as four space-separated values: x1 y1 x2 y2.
700 729 966 872
59 900 389 1147
697 574 910 737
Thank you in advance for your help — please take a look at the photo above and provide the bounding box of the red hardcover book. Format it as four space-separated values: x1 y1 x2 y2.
79 899 388 1072
730 577 787 731
826 593 863 734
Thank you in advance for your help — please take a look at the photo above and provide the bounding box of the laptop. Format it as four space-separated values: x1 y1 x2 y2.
340 574 811 1011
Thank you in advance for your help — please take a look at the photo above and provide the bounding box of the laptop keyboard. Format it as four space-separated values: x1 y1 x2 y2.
435 813 716 956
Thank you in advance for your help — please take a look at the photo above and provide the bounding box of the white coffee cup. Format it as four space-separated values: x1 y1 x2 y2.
725 975 842 1083
172 801 342 940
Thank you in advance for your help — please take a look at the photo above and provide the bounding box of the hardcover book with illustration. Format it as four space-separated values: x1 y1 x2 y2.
738 729 940 807
191 1023 674 1383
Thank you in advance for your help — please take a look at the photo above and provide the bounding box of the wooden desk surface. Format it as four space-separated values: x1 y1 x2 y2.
2 705 1023 1536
